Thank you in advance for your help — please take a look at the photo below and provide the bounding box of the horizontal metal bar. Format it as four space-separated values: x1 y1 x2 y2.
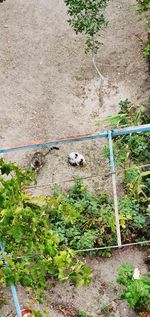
1 240 149 260
0 132 108 154
75 240 150 252
112 124 150 137
0 124 150 154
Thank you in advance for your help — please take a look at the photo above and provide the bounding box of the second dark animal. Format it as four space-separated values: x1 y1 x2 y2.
30 146 59 171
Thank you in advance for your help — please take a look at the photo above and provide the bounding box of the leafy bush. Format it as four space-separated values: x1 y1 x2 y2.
99 99 150 164
50 179 117 250
0 160 92 300
51 178 149 251
117 264 150 313
124 166 150 199
136 0 150 15
64 0 108 53
97 99 150 242
119 196 149 243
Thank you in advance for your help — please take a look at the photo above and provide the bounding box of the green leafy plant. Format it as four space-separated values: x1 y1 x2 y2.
117 263 150 313
99 99 150 164
32 311 43 317
78 310 93 317
117 263 134 285
99 99 150 243
124 166 150 199
50 179 117 250
119 195 150 243
136 0 150 15
97 99 145 128
64 0 109 53
0 159 92 301
143 42 150 58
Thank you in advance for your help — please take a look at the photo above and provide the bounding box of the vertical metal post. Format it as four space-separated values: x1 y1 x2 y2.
108 131 122 247
0 242 22 317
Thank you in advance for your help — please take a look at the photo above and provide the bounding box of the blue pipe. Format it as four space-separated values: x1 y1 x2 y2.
0 132 107 154
0 124 149 154
111 124 150 137
10 285 22 317
0 242 22 317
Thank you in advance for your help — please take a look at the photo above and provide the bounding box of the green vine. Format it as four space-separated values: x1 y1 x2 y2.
0 160 92 302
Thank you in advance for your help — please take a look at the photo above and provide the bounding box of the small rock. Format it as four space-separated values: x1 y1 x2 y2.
133 268 140 280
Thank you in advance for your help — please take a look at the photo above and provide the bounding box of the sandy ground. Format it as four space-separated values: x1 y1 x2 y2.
0 0 149 195
0 0 149 316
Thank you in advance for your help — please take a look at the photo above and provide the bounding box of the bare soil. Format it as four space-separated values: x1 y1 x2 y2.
0 0 149 316
0 0 149 194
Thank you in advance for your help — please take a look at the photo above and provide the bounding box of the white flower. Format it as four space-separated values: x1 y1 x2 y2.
133 268 140 280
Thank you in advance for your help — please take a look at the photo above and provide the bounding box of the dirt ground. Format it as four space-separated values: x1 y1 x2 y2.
0 0 149 195
0 0 149 316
